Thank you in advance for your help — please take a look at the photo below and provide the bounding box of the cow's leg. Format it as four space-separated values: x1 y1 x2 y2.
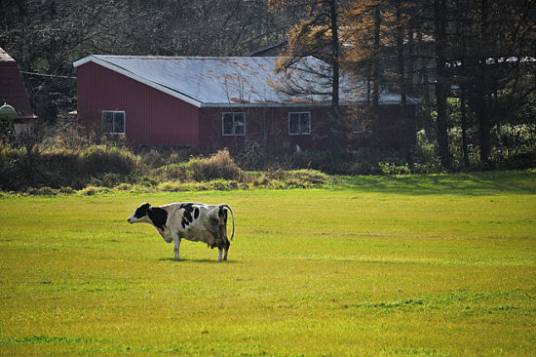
223 239 230 261
219 220 230 261
215 207 230 263
172 232 181 261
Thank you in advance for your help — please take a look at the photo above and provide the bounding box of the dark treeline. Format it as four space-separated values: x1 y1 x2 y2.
0 0 296 121
1 0 535 170
271 0 535 169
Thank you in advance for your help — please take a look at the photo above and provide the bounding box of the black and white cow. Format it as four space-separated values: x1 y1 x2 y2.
127 202 235 262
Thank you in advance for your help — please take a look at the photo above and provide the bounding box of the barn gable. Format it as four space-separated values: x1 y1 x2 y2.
0 47 37 121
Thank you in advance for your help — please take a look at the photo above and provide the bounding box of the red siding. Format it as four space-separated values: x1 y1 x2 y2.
0 59 37 120
199 106 333 152
198 105 416 154
76 61 415 154
76 62 199 146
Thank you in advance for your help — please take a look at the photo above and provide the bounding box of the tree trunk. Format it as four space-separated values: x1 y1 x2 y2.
434 0 451 169
456 0 470 168
372 5 381 108
328 0 343 151
478 0 491 164
329 0 340 110
395 0 407 106
366 61 372 105
460 85 470 168
407 18 415 98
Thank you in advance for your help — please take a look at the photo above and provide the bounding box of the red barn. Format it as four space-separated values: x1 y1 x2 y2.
0 47 38 133
74 55 416 153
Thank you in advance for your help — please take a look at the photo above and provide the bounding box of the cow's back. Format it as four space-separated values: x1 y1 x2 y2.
166 203 222 247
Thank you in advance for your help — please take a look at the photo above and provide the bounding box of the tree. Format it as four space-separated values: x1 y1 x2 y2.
0 0 291 123
449 0 536 164
433 0 451 168
269 0 347 150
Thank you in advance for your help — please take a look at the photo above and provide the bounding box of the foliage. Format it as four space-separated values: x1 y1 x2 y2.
80 145 140 177
377 161 411 175
25 186 59 196
0 142 140 191
155 149 242 182
0 0 291 123
137 146 194 169
234 140 266 170
79 186 111 196
189 149 242 181
247 169 330 189
157 180 243 192
290 149 356 174
412 129 444 173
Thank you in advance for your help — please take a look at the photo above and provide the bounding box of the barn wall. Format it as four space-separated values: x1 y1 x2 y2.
0 60 36 119
376 104 417 153
75 61 416 153
76 62 199 146
198 106 333 152
199 105 417 154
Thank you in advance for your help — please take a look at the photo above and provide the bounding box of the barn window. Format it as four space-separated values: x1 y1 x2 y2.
222 112 246 136
101 111 126 134
288 112 311 135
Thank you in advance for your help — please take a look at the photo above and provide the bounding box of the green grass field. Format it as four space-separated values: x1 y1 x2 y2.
1 171 536 356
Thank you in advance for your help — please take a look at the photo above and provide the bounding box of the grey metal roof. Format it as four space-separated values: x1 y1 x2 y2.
74 55 409 107
0 47 15 62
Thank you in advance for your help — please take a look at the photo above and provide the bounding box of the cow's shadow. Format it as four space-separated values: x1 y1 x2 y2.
158 257 239 264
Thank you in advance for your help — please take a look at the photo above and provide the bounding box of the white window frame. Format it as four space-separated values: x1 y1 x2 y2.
101 110 126 134
222 112 246 136
288 112 311 136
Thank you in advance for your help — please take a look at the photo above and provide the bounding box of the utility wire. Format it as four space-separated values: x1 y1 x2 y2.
21 71 76 79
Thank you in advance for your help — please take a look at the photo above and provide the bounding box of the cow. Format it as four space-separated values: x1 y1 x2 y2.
127 202 235 262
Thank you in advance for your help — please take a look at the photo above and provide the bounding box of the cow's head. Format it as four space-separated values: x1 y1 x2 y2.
127 203 151 224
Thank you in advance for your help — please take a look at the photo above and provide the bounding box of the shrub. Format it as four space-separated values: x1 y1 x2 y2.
291 150 337 172
158 179 242 192
378 162 411 175
247 169 328 189
154 149 242 182
154 162 191 181
284 169 329 184
80 186 98 196
253 169 324 186
189 149 242 181
99 173 124 187
157 181 186 192
115 183 133 191
80 145 140 176
58 186 75 194
140 149 167 168
235 140 265 170
79 186 111 196
26 186 58 196
413 129 443 173
137 146 193 168
0 141 146 191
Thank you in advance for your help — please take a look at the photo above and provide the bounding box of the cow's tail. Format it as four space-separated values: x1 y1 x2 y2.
220 204 235 240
